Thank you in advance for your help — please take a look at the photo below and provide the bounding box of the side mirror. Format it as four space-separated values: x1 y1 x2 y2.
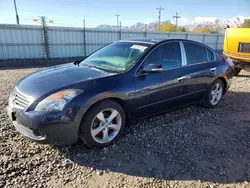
141 64 163 73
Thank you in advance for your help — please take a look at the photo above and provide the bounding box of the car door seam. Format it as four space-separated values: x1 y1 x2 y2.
138 89 206 109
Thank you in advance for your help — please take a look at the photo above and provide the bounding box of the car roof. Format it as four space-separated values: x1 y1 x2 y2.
119 38 215 52
119 38 202 45
120 38 168 44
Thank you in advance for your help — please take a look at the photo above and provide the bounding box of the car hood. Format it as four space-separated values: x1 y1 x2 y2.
16 63 114 98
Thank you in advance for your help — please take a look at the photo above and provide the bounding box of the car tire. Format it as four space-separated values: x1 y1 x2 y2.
201 79 224 108
233 68 241 76
79 99 126 148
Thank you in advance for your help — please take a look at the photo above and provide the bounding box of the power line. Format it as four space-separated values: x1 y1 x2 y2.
173 12 181 31
115 14 120 29
156 7 164 30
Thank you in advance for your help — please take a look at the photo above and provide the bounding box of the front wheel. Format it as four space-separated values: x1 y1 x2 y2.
201 79 224 108
79 100 126 147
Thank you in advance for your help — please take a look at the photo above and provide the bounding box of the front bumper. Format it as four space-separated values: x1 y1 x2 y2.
6 106 80 145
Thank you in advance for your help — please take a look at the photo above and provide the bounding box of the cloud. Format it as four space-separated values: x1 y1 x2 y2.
194 16 217 23
180 17 190 24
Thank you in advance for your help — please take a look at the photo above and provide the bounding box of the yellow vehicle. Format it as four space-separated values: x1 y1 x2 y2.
223 28 250 76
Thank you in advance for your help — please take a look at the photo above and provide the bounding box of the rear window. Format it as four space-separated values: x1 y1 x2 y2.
206 48 215 61
183 42 208 65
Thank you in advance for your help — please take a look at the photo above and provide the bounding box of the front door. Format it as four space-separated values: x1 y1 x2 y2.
134 41 187 117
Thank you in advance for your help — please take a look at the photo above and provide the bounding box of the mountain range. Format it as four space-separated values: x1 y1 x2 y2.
95 16 250 33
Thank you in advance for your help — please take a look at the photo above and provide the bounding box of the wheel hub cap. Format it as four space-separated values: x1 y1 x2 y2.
210 83 222 105
90 108 122 144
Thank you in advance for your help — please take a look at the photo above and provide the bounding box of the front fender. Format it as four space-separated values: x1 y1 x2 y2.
73 91 135 131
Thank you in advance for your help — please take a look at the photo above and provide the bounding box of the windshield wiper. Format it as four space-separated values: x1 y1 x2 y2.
73 60 82 66
81 64 121 73
81 64 108 72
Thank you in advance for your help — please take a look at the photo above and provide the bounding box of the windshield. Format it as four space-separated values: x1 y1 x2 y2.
80 42 151 72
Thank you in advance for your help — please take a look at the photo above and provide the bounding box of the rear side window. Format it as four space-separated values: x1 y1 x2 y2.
183 42 208 65
206 48 215 61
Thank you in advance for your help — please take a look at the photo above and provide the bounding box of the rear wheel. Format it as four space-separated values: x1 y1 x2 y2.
201 79 224 108
79 100 126 147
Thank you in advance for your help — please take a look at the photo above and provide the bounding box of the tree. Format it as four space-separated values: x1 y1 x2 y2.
179 26 187 32
214 19 221 33
157 20 186 32
157 20 176 32
240 19 250 28
192 27 220 34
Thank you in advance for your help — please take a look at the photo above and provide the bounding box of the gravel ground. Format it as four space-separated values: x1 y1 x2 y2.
0 67 250 188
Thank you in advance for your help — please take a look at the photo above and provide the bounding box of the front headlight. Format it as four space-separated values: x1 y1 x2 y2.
35 89 83 112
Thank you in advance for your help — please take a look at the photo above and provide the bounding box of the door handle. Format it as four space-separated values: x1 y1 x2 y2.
177 76 187 81
210 68 216 72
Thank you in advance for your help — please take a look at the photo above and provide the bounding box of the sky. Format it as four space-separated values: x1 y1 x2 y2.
0 0 250 27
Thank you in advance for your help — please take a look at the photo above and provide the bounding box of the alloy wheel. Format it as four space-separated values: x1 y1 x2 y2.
90 108 122 144
210 83 223 106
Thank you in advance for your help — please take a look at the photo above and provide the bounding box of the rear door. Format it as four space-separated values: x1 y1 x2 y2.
134 41 187 117
180 41 217 101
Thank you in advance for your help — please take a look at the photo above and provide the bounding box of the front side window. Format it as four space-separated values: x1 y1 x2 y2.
183 42 208 65
143 42 182 70
80 42 151 73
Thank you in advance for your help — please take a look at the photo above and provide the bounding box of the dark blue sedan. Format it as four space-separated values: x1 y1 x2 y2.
7 38 233 147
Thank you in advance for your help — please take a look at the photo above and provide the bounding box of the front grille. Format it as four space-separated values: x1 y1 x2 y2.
11 88 32 109
238 43 250 53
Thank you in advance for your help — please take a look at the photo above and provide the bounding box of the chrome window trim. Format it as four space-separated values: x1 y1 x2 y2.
181 60 213 68
135 40 182 76
179 41 187 66
205 48 216 62
206 48 209 61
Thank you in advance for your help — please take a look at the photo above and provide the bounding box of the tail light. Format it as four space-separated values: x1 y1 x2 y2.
220 54 228 62
220 54 234 69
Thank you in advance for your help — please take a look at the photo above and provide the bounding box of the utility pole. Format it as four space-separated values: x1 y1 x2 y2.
173 12 181 31
157 7 164 30
13 0 19 24
41 16 49 58
83 19 87 56
144 24 147 37
41 16 46 27
119 21 122 40
115 14 120 29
